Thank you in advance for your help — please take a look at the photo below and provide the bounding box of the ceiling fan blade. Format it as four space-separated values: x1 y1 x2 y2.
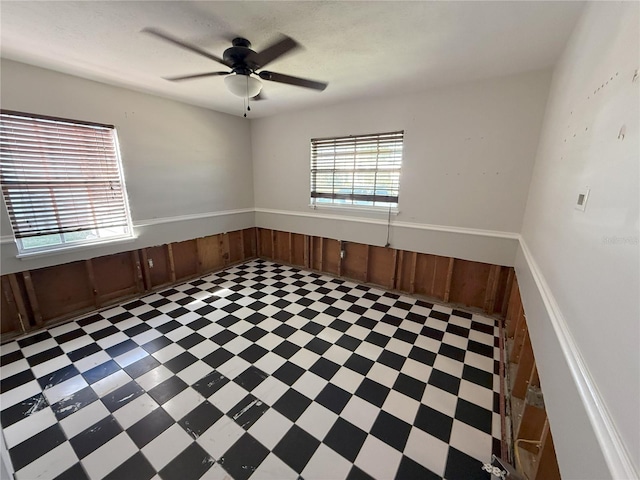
249 35 300 69
258 71 327 91
163 71 230 81
142 27 232 67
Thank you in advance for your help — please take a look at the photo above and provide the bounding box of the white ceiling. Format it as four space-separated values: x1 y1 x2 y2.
1 1 584 118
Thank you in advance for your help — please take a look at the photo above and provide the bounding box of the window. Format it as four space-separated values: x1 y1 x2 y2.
0 110 133 254
310 130 403 209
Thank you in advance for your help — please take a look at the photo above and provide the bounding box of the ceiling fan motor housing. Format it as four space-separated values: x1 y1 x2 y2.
224 38 258 74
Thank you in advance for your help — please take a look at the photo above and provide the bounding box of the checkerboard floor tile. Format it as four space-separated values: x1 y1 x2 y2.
0 260 502 480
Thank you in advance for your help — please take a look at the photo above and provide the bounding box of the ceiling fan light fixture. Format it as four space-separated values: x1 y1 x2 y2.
224 74 262 98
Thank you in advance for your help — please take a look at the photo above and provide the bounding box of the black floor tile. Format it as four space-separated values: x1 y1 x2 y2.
147 376 188 405
178 401 223 439
309 358 340 380
51 386 99 420
228 394 270 429
104 452 156 480
414 404 454 443
82 360 121 385
126 407 175 449
9 423 66 471
370 411 412 450
70 415 122 459
273 389 312 422
315 384 351 414
160 442 215 480
323 418 367 462
234 366 268 391
355 378 390 408
219 433 269 480
273 425 320 473
192 370 230 398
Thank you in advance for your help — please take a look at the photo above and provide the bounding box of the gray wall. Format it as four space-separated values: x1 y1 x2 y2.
251 70 551 266
518 2 639 478
0 59 255 274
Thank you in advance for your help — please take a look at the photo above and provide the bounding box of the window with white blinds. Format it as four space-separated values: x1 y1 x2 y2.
310 131 403 208
0 111 133 253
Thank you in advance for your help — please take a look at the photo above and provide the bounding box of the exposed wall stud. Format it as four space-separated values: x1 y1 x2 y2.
409 252 418 294
363 245 370 283
288 232 293 264
166 244 177 283
22 271 43 326
303 235 310 268
443 257 455 303
85 259 100 307
337 241 343 276
5 275 28 332
390 248 398 289
396 251 405 290
239 229 245 261
319 237 324 271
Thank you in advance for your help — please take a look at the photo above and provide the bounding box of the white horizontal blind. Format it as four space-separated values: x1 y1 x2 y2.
310 131 403 206
0 111 130 240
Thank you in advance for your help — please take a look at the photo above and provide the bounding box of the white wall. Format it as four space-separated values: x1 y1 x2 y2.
518 2 639 478
0 59 255 274
251 70 551 266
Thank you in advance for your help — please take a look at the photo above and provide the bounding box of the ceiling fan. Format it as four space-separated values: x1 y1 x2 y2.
142 28 328 105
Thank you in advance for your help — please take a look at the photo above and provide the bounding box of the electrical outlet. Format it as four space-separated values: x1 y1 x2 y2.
148 258 154 268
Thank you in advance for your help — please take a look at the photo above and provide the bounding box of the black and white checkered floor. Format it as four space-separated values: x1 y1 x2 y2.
0 260 502 480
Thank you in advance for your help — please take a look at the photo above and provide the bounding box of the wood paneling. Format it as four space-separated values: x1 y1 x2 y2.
228 231 244 264
92 252 140 303
291 233 306 267
146 245 171 287
322 238 340 276
172 239 199 280
449 259 491 307
367 246 395 289
29 262 93 322
274 230 290 264
342 242 369 283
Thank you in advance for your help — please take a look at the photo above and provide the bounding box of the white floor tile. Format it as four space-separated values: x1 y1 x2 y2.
141 423 192 471
208 382 248 412
340 396 379 433
112 393 159 429
0 380 42 409
449 419 493 463
43 375 89 405
74 351 112 373
163 388 205 421
90 370 130 397
302 444 352 480
354 435 402 480
15 441 78 480
4 406 57 448
247 408 293 449
250 453 299 480
382 390 421 425
197 417 245 460
60 400 110 439
296 402 338 441
136 366 173 391
421 384 458 417
82 432 137 479
404 427 448 477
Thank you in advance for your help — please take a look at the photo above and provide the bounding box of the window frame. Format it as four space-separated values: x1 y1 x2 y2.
309 130 404 212
0 110 135 256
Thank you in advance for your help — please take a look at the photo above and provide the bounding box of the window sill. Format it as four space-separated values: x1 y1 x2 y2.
308 204 400 216
16 235 137 260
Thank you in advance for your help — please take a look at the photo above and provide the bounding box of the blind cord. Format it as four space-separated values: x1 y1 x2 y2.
385 205 392 247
